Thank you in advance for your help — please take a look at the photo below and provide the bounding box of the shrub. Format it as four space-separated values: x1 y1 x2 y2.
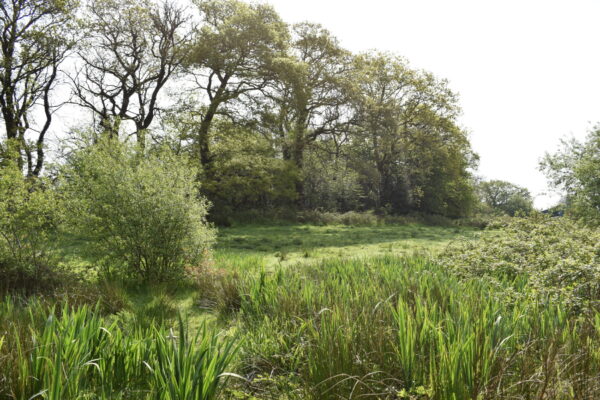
441 214 600 309
0 165 62 293
61 139 215 282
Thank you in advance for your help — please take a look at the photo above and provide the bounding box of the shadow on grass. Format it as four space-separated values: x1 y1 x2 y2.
216 224 477 255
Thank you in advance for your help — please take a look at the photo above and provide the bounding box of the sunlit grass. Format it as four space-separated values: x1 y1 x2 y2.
214 223 477 269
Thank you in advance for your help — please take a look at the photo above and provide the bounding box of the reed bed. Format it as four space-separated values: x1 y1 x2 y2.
227 256 600 399
0 299 237 400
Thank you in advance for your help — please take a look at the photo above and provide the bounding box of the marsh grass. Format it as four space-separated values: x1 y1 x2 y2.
3 224 599 400
0 299 238 400
222 256 600 399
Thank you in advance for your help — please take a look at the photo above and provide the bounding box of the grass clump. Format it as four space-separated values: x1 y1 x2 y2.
0 298 238 400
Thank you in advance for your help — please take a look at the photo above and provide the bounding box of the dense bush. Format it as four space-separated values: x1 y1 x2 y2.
441 215 600 309
61 139 215 282
0 165 62 293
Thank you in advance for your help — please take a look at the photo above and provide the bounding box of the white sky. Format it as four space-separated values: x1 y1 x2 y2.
265 0 600 208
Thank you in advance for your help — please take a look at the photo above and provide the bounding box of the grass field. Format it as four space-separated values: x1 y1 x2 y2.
2 222 599 400
214 223 477 269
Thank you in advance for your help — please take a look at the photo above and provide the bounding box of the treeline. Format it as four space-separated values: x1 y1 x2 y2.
0 0 481 220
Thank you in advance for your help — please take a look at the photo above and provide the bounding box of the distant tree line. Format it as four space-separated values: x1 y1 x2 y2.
0 0 543 221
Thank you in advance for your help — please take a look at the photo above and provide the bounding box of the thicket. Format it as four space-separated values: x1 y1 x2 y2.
0 138 216 291
442 215 600 310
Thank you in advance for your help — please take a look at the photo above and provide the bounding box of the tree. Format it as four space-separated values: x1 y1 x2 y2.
478 179 533 216
541 128 600 224
259 23 353 171
0 0 76 175
70 0 189 146
198 120 298 223
184 0 288 169
350 52 474 215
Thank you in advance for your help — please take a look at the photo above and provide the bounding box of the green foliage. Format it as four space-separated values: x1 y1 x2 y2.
217 256 600 399
0 298 237 400
477 179 534 216
349 52 477 217
296 210 379 226
200 123 298 223
441 215 600 309
541 128 600 224
152 318 239 400
0 165 62 293
301 149 363 212
60 138 215 281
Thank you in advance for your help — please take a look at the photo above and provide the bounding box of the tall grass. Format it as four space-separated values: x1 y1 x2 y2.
225 256 600 399
0 299 237 400
3 255 599 399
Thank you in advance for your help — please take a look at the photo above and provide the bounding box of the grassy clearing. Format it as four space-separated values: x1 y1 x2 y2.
214 224 477 269
3 222 599 399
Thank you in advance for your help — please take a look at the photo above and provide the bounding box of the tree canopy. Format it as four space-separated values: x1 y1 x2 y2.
0 0 484 219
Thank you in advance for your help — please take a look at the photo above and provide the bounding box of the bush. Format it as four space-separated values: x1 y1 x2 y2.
441 215 600 309
61 139 215 282
0 165 63 293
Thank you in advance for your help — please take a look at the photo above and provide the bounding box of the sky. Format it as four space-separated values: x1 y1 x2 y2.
265 0 600 208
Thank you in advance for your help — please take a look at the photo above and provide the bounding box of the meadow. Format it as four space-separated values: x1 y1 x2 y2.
2 220 599 400
214 223 477 268
2 0 599 398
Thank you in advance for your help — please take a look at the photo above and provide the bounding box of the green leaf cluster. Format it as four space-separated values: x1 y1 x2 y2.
60 138 215 281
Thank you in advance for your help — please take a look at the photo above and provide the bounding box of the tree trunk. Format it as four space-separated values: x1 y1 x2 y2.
198 100 220 170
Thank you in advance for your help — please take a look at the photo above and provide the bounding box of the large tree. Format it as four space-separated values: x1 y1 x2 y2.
350 52 474 214
478 179 533 216
0 0 75 175
184 0 288 169
259 22 353 170
70 0 189 147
